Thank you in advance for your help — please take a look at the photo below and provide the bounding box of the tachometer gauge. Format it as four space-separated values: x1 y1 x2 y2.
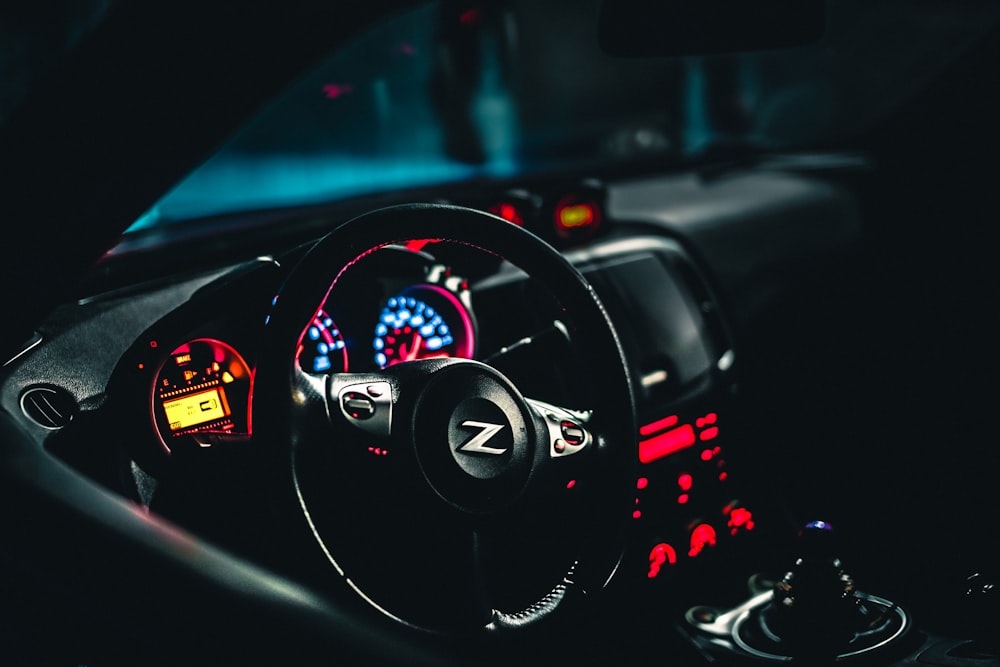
373 283 475 368
297 309 348 374
151 338 252 453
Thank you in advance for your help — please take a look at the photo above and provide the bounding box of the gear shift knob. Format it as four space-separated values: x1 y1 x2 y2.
681 519 913 662
766 521 864 655
796 519 836 555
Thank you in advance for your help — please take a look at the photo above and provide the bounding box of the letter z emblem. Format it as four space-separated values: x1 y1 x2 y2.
457 420 507 455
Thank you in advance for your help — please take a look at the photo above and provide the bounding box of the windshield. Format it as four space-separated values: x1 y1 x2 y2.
111 0 998 232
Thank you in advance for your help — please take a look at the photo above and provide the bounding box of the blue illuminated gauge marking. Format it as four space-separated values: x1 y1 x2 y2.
296 309 348 374
373 284 475 368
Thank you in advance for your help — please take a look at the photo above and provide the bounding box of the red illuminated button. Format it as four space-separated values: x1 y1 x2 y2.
560 420 586 445
342 392 375 419
727 507 755 534
530 398 591 458
640 424 696 463
488 202 525 226
647 543 678 578
688 523 717 557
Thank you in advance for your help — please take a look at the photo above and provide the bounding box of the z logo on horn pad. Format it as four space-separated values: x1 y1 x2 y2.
457 420 507 455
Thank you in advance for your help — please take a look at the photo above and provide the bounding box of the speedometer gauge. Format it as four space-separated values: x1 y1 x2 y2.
151 338 252 453
373 284 475 368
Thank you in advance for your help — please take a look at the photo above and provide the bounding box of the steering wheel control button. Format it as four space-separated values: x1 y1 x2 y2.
343 392 375 419
528 398 592 458
413 362 534 513
560 420 586 446
337 381 392 437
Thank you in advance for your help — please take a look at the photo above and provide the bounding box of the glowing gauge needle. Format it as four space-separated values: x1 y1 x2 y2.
374 287 474 368
397 332 449 364
400 333 423 362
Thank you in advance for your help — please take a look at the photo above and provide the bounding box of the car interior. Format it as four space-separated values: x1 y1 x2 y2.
1 1 998 665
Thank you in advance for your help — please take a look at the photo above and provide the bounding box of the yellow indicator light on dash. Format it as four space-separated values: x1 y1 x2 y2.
558 204 595 229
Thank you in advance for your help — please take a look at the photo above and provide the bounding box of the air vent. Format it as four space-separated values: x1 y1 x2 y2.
19 385 77 430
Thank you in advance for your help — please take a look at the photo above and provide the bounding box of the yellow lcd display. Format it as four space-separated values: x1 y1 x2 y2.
163 387 230 431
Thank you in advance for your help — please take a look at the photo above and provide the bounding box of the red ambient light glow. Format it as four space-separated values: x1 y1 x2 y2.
403 239 439 253
677 473 693 491
728 507 755 534
488 202 525 226
639 424 695 463
322 83 354 99
689 524 717 557
640 414 679 436
647 543 678 578
695 413 718 428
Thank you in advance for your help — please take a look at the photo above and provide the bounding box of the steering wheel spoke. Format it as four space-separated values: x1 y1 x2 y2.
328 374 395 440
526 398 593 460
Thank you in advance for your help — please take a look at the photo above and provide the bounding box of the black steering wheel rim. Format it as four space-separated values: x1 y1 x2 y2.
253 203 636 640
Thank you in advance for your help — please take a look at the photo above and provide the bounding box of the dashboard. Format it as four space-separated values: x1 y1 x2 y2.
4 165 993 665
145 249 480 455
8 173 763 584
112 209 751 589
0 167 844 637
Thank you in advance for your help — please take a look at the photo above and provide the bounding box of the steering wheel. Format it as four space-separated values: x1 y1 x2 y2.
253 203 636 656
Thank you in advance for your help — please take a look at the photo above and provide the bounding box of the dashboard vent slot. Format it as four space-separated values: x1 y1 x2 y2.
20 385 77 430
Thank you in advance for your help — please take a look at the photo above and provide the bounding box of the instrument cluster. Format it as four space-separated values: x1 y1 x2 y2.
150 338 253 453
145 246 478 456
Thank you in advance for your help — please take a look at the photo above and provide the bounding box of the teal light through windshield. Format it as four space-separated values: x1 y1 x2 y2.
126 154 478 231
125 1 524 234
